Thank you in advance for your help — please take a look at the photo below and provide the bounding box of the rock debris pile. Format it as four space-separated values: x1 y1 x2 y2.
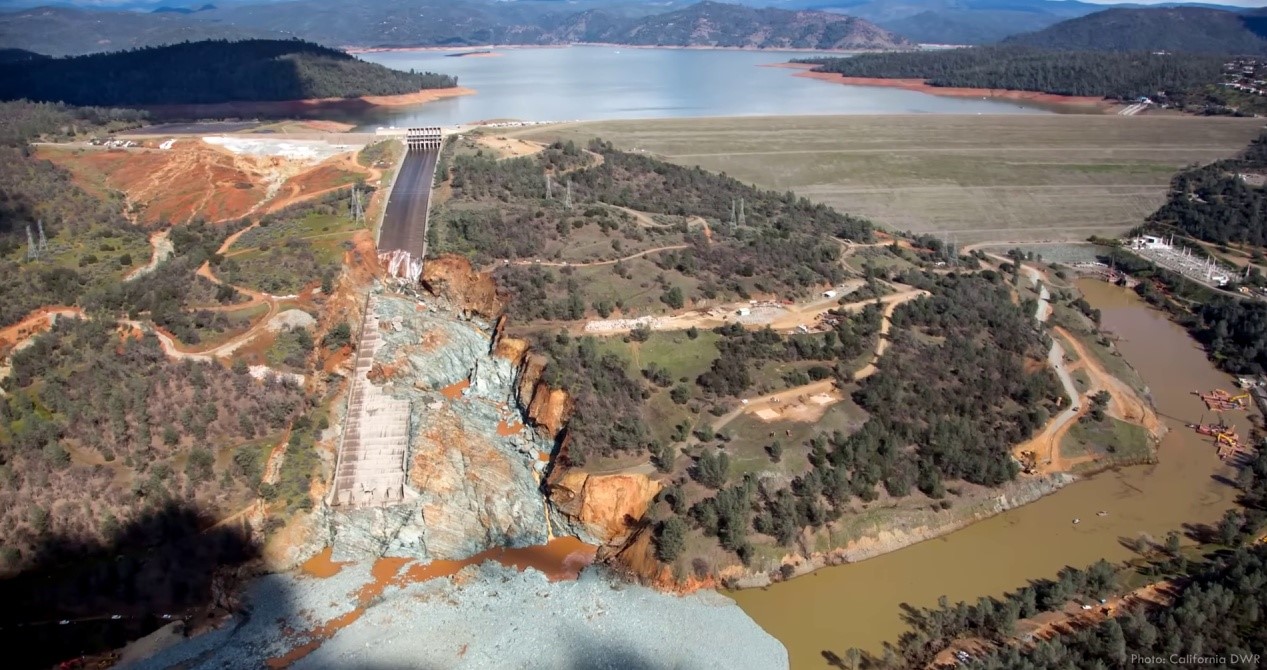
327 286 562 562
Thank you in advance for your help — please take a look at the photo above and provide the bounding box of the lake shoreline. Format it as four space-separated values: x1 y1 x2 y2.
767 62 1113 111
141 87 476 120
347 43 905 55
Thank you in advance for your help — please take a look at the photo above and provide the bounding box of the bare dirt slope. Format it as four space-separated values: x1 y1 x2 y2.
38 140 367 226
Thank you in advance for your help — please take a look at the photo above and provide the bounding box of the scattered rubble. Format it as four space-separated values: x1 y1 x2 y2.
129 563 788 670
326 286 563 562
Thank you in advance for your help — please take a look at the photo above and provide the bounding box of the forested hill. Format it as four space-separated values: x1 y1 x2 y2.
1004 7 1267 54
1148 131 1267 248
557 1 913 51
0 40 457 107
799 46 1224 99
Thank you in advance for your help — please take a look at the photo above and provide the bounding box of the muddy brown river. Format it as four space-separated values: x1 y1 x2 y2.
731 280 1246 669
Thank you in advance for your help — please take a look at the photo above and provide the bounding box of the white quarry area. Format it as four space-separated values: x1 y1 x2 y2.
323 287 566 562
129 563 789 670
201 135 358 162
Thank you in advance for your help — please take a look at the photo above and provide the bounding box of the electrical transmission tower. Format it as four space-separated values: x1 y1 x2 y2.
564 179 572 210
350 187 365 225
36 219 48 253
736 198 745 228
545 173 553 200
26 224 37 261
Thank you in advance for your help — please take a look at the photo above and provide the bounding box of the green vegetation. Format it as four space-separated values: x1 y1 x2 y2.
357 140 399 169
516 115 1263 244
1002 7 1267 55
0 39 457 107
266 326 315 372
799 46 1225 100
0 100 146 147
0 148 149 329
215 188 363 296
1062 416 1154 466
0 318 303 572
1149 131 1267 247
436 138 872 321
88 220 248 345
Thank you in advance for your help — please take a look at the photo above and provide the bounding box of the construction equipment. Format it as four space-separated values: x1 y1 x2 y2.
1194 388 1249 411
1188 418 1231 436
1216 431 1242 460
1019 450 1038 474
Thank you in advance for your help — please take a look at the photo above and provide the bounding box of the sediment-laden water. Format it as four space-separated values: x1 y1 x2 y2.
732 279 1244 668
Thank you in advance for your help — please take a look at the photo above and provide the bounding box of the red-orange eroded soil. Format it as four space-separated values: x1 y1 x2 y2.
768 63 1110 109
38 140 368 226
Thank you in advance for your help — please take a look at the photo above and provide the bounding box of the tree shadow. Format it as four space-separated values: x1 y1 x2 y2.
1182 521 1217 544
0 502 261 669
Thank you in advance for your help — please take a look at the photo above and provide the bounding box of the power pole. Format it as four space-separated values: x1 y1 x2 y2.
729 199 736 232
565 179 572 210
545 173 553 200
351 187 365 225
737 198 745 228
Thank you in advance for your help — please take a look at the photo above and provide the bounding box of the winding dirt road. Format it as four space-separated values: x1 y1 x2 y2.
711 287 930 432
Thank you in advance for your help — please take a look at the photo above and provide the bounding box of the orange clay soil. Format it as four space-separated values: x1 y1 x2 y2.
142 87 475 120
270 539 596 667
39 140 370 226
769 63 1110 108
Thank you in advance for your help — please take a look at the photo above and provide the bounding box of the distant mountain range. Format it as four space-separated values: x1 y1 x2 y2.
0 0 911 56
2 0 1265 57
556 2 913 50
1003 7 1267 53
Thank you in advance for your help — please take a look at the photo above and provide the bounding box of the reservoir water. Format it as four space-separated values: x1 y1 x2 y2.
731 280 1245 668
351 47 1050 128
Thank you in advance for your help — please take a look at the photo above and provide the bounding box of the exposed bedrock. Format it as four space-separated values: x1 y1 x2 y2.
329 288 557 562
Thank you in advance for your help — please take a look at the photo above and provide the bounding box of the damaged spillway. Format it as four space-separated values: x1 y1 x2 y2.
325 284 559 562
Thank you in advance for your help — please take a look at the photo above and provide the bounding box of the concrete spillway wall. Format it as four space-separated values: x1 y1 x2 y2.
328 295 413 508
377 147 439 281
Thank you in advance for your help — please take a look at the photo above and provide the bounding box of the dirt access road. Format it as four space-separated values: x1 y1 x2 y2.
711 287 929 432
1009 263 1161 474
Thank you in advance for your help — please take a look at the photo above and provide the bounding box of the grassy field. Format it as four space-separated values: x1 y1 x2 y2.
512 115 1264 244
1061 416 1154 466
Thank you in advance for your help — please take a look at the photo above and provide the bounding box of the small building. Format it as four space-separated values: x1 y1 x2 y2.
1129 235 1169 250
736 307 751 317
822 290 838 299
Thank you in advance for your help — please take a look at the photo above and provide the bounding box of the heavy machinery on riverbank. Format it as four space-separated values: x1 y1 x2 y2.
1192 389 1249 411
1187 418 1245 461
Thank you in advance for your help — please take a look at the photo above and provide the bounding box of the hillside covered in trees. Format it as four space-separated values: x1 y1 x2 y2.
799 46 1225 100
1003 7 1267 54
0 39 458 107
557 1 912 51
1149 131 1267 248
435 138 872 323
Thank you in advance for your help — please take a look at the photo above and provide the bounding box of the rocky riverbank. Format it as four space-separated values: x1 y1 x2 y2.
729 472 1076 588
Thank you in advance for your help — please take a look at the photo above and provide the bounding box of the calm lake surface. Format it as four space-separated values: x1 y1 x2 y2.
352 47 1050 128
731 280 1242 668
